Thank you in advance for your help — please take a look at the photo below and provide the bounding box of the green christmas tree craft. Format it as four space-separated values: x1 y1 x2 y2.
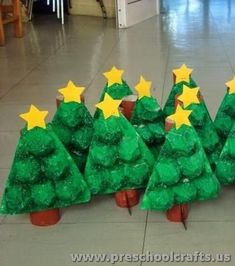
141 105 220 211
0 105 90 215
95 66 133 119
177 85 222 169
85 93 155 195
216 122 235 185
214 77 235 147
100 66 133 100
163 64 198 117
51 81 93 172
130 76 165 158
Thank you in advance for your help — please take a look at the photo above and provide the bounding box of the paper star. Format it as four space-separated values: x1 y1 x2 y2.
177 85 200 108
20 105 48 130
103 66 124 87
135 75 152 99
58 81 85 103
172 64 193 84
167 105 192 129
95 93 122 119
226 76 235 94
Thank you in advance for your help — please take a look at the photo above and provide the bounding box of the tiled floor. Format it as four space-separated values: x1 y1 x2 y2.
1 0 235 265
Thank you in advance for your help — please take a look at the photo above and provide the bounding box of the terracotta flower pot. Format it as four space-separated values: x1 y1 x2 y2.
30 208 60 226
115 189 139 208
120 95 137 121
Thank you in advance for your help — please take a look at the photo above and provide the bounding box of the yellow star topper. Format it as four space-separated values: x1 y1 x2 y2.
177 85 200 108
167 105 192 129
103 66 124 87
19 105 48 130
226 76 235 94
135 75 152 99
95 93 122 119
172 64 193 84
58 81 85 103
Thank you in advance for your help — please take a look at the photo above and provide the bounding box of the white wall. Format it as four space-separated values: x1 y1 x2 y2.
117 0 160 28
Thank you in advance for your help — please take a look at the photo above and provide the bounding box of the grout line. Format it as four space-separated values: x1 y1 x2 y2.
160 35 171 107
2 220 147 225
147 219 235 223
0 35 67 102
0 21 122 104
140 211 149 266
0 61 48 101
2 219 235 225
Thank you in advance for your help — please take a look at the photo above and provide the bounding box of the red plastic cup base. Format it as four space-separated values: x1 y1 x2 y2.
165 118 175 132
120 95 137 121
115 189 139 208
56 95 85 108
30 209 60 226
166 204 189 223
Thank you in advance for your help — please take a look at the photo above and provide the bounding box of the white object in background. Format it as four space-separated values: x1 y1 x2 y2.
60 0 64 24
47 0 50 5
116 0 160 28
28 0 34 20
56 0 60 18
52 0 55 12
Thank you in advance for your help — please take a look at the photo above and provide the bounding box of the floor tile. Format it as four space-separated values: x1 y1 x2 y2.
2 214 31 225
148 187 235 223
0 104 57 131
19 61 98 86
189 186 235 222
0 169 8 223
0 223 144 266
0 169 8 196
0 131 18 170
0 131 20 157
0 155 15 170
0 169 8 225
1 84 59 105
143 221 234 265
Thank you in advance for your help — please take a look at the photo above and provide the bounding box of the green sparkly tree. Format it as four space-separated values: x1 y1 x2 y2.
100 66 133 100
0 105 90 215
85 93 154 195
94 66 133 119
177 85 222 169
216 122 235 185
51 81 93 172
141 105 220 211
214 77 235 147
130 76 165 158
163 64 198 117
